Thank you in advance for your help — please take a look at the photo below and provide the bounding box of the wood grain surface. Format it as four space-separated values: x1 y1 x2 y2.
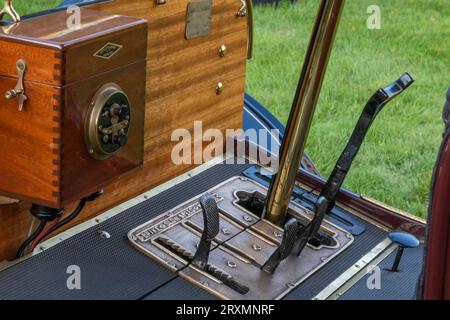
0 0 247 261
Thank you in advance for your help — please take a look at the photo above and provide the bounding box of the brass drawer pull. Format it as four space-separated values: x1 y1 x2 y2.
0 0 20 23
236 0 253 59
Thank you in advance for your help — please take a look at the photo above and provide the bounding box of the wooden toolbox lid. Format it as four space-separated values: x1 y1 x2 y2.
0 8 147 85
0 8 146 49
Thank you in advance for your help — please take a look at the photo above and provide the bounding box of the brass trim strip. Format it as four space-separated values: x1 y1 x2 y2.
245 0 253 59
327 244 397 300
312 238 394 300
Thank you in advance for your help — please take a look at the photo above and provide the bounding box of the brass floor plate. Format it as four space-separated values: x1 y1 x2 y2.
128 176 354 300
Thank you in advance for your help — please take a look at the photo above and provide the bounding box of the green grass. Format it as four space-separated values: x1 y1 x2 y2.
12 0 63 16
9 1 448 217
246 1 449 218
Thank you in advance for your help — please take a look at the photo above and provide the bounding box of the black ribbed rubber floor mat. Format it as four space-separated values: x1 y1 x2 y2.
339 246 423 300
0 162 387 300
0 164 249 300
144 216 387 300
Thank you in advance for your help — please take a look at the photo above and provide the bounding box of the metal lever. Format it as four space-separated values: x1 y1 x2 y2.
292 72 415 257
5 59 27 111
0 0 20 23
192 193 220 269
388 231 419 272
236 0 253 59
262 218 302 274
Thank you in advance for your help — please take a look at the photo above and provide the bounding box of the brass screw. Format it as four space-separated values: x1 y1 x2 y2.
5 90 16 99
216 82 224 95
219 45 227 57
252 244 262 251
274 231 283 238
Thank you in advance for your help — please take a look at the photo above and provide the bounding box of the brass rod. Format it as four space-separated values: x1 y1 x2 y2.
263 0 346 226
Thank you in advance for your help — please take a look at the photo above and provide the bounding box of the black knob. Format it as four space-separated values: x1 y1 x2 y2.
99 114 111 127
114 134 128 147
110 103 121 117
120 104 130 117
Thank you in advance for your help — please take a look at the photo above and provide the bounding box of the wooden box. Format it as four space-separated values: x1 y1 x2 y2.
0 9 148 208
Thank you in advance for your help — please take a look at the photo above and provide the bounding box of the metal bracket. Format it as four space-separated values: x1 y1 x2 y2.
0 0 20 24
4 59 27 112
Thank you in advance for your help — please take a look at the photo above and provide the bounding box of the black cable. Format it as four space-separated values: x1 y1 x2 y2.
34 199 87 247
16 220 47 259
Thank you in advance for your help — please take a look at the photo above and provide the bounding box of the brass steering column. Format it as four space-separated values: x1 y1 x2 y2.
263 0 346 226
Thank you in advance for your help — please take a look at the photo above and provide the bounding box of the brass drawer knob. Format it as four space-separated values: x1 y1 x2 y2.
216 82 224 95
219 45 227 57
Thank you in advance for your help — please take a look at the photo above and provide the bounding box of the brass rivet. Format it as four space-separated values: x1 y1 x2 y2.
4 90 15 100
219 45 227 57
243 215 253 222
216 82 224 95
98 230 111 239
222 227 231 235
252 244 262 251
227 261 237 268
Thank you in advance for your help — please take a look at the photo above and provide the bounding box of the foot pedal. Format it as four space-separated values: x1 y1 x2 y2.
262 218 303 274
192 194 220 269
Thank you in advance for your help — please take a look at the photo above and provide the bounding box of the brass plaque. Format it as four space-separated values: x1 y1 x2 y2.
128 176 354 300
185 0 212 40
94 42 123 59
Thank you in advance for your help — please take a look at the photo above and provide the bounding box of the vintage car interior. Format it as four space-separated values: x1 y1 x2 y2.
0 0 448 300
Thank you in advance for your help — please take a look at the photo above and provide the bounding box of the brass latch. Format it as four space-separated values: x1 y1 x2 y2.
5 59 27 112
0 0 21 23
